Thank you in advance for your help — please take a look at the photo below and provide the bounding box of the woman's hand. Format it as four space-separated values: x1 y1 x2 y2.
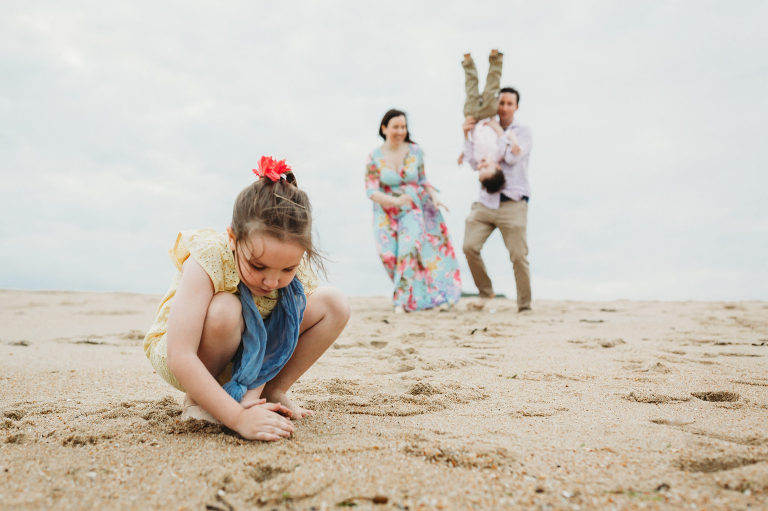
232 402 295 441
433 199 450 212
428 190 449 212
396 194 414 207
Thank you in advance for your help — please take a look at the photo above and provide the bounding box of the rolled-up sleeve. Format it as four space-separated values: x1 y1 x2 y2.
500 126 532 165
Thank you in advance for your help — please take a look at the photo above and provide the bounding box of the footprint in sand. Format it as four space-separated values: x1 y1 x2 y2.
623 391 691 404
627 361 672 374
677 451 767 473
649 416 695 426
730 378 768 387
512 407 568 418
5 432 26 444
120 330 145 341
403 436 514 471
3 401 66 420
689 429 768 446
62 433 116 447
691 391 740 402
303 380 486 417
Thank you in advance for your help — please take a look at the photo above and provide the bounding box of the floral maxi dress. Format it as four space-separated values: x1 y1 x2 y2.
366 143 461 311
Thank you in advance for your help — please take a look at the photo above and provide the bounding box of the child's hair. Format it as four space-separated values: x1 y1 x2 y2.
231 169 324 276
481 168 506 194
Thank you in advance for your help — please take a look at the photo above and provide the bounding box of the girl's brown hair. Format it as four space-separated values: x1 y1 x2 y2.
231 171 324 276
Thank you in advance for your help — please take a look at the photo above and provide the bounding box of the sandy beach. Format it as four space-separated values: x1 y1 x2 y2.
1 289 767 510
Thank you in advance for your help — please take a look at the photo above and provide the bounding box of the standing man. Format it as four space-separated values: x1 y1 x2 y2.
461 87 532 312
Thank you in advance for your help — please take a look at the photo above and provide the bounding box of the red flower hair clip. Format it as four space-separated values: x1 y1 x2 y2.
253 156 291 182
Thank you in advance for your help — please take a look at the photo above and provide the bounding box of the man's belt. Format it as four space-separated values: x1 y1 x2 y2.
500 194 529 203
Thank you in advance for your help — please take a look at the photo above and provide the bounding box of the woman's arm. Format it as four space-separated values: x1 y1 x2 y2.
416 148 448 211
370 191 412 208
366 153 412 207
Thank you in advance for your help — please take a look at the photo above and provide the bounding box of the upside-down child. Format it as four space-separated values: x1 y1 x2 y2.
459 49 516 193
143 157 350 441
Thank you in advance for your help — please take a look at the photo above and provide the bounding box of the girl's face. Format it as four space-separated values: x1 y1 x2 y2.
381 115 408 144
227 228 305 296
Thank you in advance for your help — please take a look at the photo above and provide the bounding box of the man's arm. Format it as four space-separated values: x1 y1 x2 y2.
498 125 532 164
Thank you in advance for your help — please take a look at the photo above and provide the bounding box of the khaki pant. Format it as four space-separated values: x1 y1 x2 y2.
463 200 531 310
463 52 503 120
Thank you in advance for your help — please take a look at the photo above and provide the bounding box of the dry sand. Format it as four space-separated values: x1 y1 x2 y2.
1 289 767 510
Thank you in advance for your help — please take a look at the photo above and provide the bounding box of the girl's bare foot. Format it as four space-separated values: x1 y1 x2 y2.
262 389 314 420
181 394 221 424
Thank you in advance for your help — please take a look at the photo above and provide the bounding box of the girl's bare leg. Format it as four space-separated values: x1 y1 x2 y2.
182 292 243 422
262 287 350 418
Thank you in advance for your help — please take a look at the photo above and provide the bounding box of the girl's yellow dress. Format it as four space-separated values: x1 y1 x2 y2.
143 229 317 391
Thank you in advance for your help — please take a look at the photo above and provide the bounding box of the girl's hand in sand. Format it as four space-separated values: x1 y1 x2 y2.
241 397 293 418
232 403 295 441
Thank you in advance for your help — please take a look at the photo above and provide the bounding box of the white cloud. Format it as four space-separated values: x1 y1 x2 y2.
1 0 766 299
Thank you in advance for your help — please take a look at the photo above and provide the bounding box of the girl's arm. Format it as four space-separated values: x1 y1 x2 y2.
166 258 293 440
365 153 412 207
166 259 245 426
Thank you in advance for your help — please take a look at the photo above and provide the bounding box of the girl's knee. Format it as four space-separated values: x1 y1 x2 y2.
313 287 351 325
205 292 242 337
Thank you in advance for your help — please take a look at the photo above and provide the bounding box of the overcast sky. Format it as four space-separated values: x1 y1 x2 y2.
1 1 766 301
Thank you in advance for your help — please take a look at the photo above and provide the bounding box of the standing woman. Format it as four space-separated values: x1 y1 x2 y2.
365 109 461 312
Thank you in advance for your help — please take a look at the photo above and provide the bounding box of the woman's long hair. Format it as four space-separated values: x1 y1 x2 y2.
378 108 414 143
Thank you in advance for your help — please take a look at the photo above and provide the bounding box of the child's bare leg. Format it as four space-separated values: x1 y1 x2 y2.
241 384 265 404
462 53 481 118
262 287 350 419
182 292 243 423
